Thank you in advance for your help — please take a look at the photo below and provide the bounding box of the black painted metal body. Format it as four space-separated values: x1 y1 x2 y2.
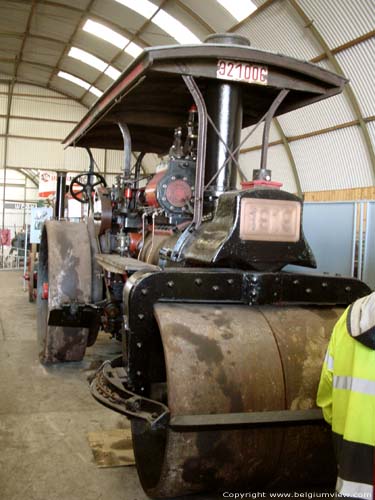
121 267 370 396
54 171 66 220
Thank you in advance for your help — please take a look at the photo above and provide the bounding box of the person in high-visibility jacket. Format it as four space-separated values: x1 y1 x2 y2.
317 291 375 499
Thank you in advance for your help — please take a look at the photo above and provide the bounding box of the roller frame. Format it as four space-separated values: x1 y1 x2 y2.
91 354 325 430
122 267 370 395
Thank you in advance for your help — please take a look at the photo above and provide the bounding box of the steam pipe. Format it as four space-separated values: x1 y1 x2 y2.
118 121 132 180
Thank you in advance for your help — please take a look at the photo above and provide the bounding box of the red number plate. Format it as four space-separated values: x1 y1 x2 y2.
217 59 268 85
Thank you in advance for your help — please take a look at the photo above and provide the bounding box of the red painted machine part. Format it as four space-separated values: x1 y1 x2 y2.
165 180 192 208
128 232 143 255
241 180 283 189
145 171 166 207
42 283 49 300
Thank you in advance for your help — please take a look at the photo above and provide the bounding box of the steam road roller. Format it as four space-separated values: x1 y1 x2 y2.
37 35 370 497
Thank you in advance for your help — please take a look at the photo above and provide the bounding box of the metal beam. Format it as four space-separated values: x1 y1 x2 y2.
6 167 38 186
46 0 96 88
6 165 123 175
227 0 278 33
241 116 375 154
0 57 55 72
1 82 11 265
0 134 62 143
174 0 215 35
311 30 375 63
0 114 77 125
288 0 375 182
0 70 89 107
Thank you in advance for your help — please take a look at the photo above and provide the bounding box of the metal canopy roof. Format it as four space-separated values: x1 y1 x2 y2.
63 42 346 152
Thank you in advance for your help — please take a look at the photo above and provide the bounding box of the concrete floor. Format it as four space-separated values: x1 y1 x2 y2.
0 271 217 500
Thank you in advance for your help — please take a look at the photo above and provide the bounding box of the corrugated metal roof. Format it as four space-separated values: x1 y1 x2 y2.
239 143 297 193
64 146 106 170
336 38 375 118
11 92 85 123
178 0 236 32
234 0 321 60
299 0 374 49
0 118 6 135
240 121 280 149
290 125 374 191
0 95 7 115
367 122 375 153
9 118 71 140
277 92 355 136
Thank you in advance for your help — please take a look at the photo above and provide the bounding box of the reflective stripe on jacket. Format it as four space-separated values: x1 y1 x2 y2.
317 292 375 499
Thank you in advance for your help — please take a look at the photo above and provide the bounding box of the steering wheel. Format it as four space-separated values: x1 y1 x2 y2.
69 172 107 204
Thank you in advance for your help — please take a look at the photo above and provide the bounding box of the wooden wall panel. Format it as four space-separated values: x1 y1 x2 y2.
303 187 375 201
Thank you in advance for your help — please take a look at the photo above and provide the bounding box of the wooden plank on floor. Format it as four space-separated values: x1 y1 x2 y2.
87 428 135 468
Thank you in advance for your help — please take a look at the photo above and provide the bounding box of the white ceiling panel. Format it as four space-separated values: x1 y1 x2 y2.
51 77 86 101
0 1 30 32
367 121 375 152
235 0 321 60
60 58 103 84
105 149 123 173
7 137 66 169
179 0 236 33
239 143 297 193
0 117 6 134
80 93 96 108
336 38 375 118
162 2 208 40
11 93 85 122
0 34 22 57
0 94 8 115
64 146 106 171
277 92 355 137
91 2 146 33
290 126 374 192
31 4 81 43
15 83 65 99
299 0 374 49
9 118 72 140
73 31 121 62
241 121 280 149
114 51 135 72
22 37 62 67
0 62 14 80
52 0 92 9
140 24 177 47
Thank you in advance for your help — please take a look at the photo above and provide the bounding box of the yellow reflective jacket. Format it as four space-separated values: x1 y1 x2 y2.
317 292 375 499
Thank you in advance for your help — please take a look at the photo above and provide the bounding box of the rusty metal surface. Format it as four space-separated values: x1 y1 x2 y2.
139 233 177 265
131 304 342 497
93 187 112 236
37 221 92 363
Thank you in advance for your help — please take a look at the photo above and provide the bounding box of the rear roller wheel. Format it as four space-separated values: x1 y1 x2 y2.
131 303 341 497
37 221 92 363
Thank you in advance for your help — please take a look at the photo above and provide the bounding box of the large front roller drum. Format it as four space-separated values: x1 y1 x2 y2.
37 221 92 363
131 304 342 497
